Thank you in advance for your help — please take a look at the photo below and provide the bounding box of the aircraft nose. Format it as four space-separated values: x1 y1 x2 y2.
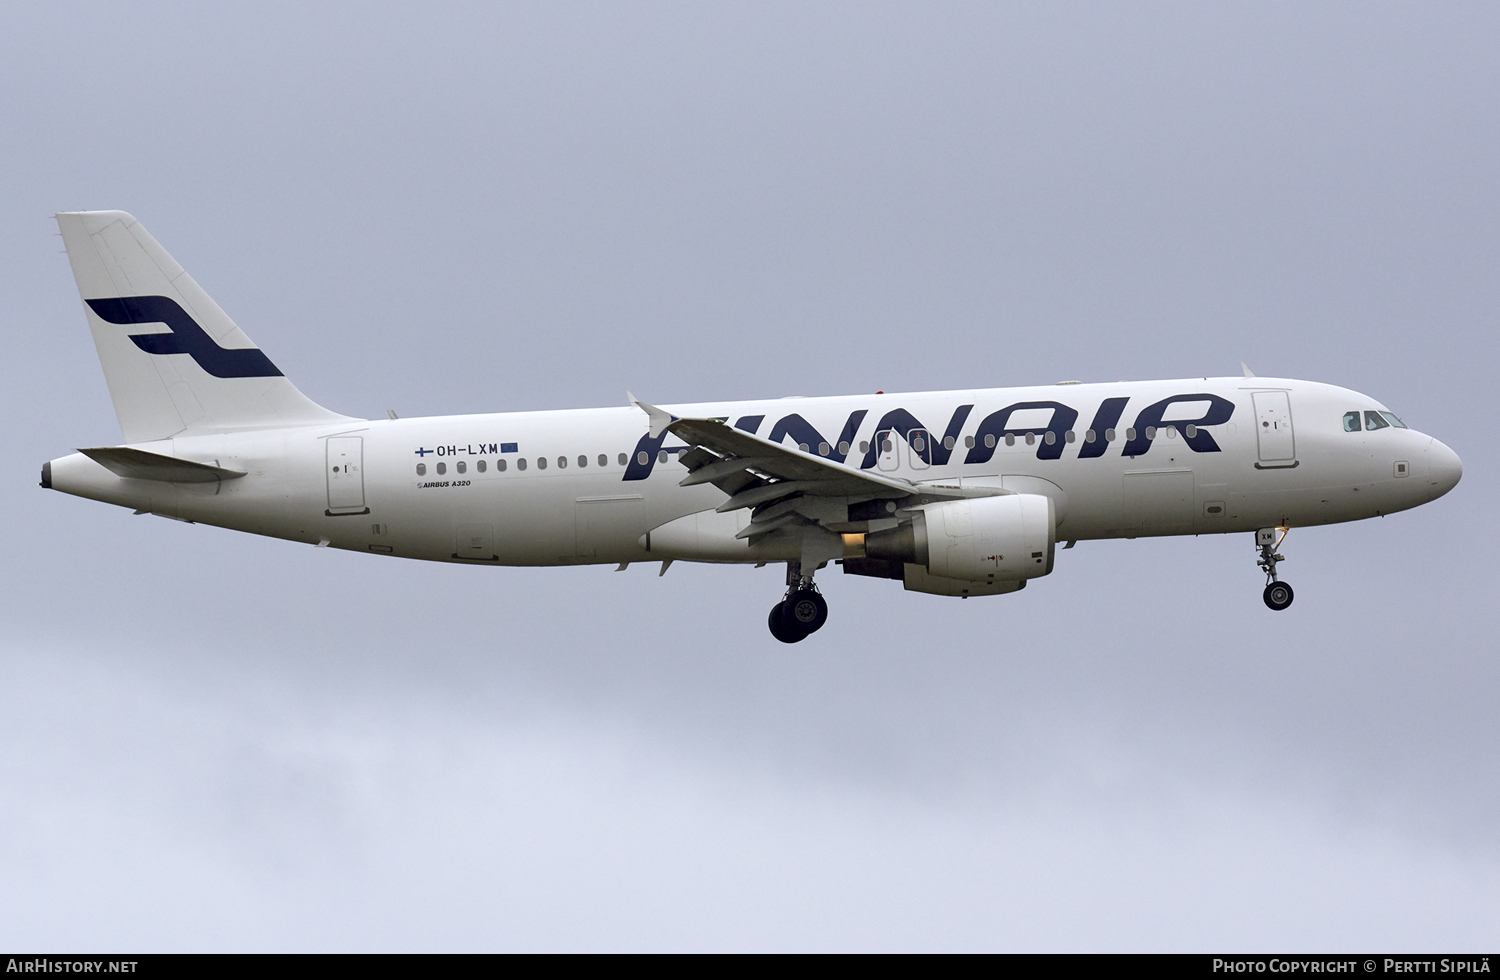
1425 438 1463 498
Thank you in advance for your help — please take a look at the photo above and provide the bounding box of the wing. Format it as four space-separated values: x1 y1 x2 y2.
645 402 999 545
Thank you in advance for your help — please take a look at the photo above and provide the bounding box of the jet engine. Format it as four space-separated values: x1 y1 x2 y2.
859 493 1055 593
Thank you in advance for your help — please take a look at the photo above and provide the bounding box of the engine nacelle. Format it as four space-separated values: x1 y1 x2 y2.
923 493 1054 582
864 493 1055 585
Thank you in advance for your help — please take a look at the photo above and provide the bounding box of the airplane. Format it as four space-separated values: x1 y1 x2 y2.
40 211 1463 642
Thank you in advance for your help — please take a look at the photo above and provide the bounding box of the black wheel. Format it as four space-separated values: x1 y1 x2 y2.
768 601 806 643
1263 581 1294 611
782 588 828 634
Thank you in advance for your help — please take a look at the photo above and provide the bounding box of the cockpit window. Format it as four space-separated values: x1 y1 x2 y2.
1343 411 1361 432
1364 411 1390 431
1380 411 1408 429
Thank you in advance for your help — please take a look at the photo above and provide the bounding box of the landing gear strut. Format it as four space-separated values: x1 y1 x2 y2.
768 561 829 643
1257 527 1294 611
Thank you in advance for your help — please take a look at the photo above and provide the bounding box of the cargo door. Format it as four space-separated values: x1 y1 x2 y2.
1252 391 1296 464
1123 469 1195 535
575 495 646 559
326 436 368 515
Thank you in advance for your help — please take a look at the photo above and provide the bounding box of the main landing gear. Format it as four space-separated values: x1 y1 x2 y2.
769 561 829 643
1257 526 1294 611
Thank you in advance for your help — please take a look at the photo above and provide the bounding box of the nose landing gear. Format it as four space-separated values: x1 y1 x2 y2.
1257 527 1294 611
768 561 829 643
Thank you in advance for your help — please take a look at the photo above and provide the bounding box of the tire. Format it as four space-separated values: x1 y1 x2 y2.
1263 581 1294 611
782 589 828 634
768 601 806 643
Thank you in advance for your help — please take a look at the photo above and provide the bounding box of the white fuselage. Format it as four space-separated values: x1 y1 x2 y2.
46 376 1462 569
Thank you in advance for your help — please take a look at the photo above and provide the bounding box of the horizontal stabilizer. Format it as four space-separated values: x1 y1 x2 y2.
77 446 246 483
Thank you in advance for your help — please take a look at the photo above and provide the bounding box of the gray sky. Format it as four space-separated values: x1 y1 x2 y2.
2 1 1497 951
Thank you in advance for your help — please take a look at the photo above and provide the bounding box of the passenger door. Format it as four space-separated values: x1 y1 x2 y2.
326 436 368 515
1252 391 1296 464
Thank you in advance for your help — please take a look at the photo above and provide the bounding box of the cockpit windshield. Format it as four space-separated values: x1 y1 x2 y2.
1346 410 1410 432
1345 409 1410 432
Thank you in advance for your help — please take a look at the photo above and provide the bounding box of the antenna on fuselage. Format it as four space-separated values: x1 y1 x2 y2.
1241 362 1256 378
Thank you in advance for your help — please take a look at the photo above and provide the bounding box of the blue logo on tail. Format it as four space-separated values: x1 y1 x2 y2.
86 296 283 379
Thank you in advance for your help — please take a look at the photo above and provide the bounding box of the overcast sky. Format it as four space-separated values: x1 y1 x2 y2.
2 1 1497 951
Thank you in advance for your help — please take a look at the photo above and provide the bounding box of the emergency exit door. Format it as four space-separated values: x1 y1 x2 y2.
1252 391 1296 464
326 436 368 515
907 429 932 470
875 430 900 471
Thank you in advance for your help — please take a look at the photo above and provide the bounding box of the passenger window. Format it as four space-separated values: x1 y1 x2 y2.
618 453 627 466
984 434 996 449
839 440 851 455
943 435 955 450
1105 428 1116 442
477 459 486 473
818 441 830 456
557 456 567 468
637 451 649 465
1365 411 1389 431
964 435 975 449
860 440 870 453
497 459 507 472
436 462 446 475
1064 430 1074 443
1343 411 1361 432
517 458 527 471
416 463 426 476
1125 428 1136 441
1380 412 1408 429
578 455 587 467
538 457 548 469
457 461 466 474
1084 429 1096 443
598 454 608 466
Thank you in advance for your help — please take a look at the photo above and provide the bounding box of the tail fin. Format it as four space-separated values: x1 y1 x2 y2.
55 210 354 443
